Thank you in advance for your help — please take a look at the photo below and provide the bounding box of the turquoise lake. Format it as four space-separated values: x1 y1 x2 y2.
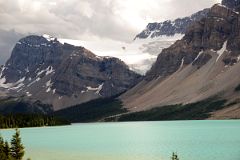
1 120 240 160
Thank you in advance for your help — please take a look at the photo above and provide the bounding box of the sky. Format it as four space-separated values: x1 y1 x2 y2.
0 0 221 64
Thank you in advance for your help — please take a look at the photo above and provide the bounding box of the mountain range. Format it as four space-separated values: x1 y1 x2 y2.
0 0 239 121
121 1 240 120
0 35 141 110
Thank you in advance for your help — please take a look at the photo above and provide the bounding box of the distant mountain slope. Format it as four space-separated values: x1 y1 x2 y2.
122 3 240 116
134 9 209 40
0 35 141 110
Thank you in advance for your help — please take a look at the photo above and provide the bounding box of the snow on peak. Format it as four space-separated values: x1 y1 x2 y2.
58 39 82 46
42 34 55 41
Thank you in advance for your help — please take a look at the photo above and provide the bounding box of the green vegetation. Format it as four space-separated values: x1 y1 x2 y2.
0 129 27 160
54 95 126 122
0 97 53 114
0 98 53 115
0 114 70 129
10 129 25 160
235 84 240 92
116 98 227 121
171 152 179 160
55 95 229 122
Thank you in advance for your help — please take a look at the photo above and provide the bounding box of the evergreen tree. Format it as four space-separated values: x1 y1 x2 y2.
0 135 7 160
4 141 11 160
171 152 179 160
10 129 25 160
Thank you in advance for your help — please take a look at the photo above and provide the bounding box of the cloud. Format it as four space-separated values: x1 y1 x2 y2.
0 0 221 64
0 29 24 64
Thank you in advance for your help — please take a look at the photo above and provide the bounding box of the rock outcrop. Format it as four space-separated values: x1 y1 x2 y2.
222 0 240 10
134 9 209 40
0 35 142 110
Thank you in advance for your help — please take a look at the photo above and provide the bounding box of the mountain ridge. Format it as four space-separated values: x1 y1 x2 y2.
0 35 142 110
134 8 209 40
0 0 240 121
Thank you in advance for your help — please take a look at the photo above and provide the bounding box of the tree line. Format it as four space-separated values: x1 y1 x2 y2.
0 114 70 129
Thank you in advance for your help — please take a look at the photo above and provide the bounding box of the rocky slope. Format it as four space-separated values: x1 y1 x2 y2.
0 35 141 110
122 2 240 116
134 9 209 40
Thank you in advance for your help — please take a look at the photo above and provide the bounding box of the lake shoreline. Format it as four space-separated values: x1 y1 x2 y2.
1 120 240 160
1 119 239 130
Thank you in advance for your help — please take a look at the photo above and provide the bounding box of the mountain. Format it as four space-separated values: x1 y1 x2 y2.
134 8 209 40
121 2 240 119
130 7 210 74
0 35 141 110
129 34 184 74
222 0 240 9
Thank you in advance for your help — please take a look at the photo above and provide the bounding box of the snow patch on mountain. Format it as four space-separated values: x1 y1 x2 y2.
27 77 41 87
237 55 240 62
193 50 204 64
46 66 54 75
216 41 228 62
0 76 25 90
26 92 32 97
42 34 55 41
37 66 55 77
86 83 104 95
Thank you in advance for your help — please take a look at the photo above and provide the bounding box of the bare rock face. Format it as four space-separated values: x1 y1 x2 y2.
0 35 142 110
145 4 239 81
134 9 209 40
222 0 240 10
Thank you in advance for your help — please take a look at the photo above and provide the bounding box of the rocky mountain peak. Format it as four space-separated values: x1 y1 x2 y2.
134 8 209 40
0 35 142 110
145 2 240 81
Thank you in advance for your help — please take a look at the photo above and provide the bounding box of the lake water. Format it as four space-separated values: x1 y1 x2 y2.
1 120 240 160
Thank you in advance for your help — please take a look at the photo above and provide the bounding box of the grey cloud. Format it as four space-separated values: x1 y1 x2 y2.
0 29 24 64
0 0 221 64
163 0 221 20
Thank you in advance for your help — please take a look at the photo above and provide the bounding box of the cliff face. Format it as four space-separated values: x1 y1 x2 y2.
222 0 240 9
0 35 142 110
134 9 209 40
122 3 240 114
